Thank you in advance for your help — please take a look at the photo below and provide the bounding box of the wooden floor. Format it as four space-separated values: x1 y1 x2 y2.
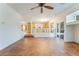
0 37 79 56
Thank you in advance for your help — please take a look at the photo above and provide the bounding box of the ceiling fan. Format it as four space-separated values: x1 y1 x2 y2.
30 3 54 13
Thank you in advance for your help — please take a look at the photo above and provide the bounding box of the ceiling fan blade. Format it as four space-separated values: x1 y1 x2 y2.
44 6 54 9
41 7 43 13
30 6 39 10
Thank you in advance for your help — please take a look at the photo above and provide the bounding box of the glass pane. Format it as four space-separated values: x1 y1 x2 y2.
76 15 79 21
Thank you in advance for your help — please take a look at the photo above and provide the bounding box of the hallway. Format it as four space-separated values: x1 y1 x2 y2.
0 37 79 56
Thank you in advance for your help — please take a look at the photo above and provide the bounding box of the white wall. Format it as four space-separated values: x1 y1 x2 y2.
33 33 55 37
0 19 3 47
65 24 79 43
73 24 79 43
65 25 74 42
0 4 24 50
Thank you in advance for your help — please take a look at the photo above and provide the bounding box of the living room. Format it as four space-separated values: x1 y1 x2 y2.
0 3 79 56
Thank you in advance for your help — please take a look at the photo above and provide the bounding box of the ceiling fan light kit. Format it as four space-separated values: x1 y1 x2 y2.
30 3 54 13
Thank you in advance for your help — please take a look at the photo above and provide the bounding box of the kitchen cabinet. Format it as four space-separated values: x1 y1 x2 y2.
66 10 79 25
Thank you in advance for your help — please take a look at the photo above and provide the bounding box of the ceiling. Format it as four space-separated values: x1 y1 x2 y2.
7 3 73 22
